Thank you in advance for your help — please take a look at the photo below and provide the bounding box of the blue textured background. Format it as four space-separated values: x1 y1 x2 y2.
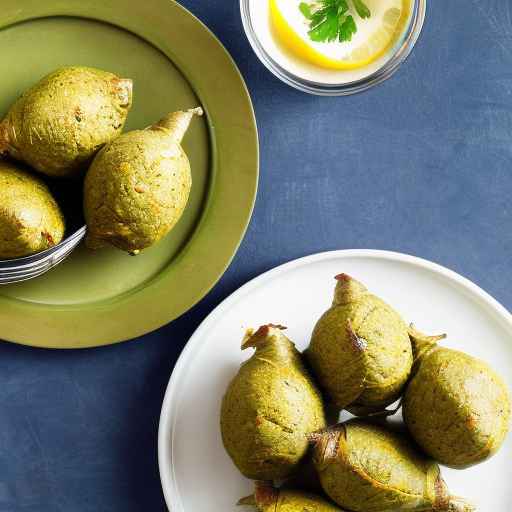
1 1 511 510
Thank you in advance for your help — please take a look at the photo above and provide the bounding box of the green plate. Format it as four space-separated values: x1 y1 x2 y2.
0 0 258 348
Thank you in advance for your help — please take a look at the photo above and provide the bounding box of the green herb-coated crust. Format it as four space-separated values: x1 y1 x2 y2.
311 421 474 512
239 482 342 511
83 108 202 254
0 66 132 177
0 160 65 258
307 274 412 414
221 325 326 481
403 331 511 469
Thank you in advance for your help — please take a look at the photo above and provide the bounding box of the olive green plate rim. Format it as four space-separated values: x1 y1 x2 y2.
0 0 259 349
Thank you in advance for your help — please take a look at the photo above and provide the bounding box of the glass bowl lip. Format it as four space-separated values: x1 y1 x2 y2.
240 0 427 96
0 225 86 269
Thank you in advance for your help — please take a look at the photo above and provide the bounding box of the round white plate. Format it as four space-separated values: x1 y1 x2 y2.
158 250 512 511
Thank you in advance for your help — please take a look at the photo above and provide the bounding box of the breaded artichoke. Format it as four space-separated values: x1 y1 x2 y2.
311 421 474 512
307 274 412 415
221 325 326 480
0 66 132 177
403 327 511 468
0 160 65 258
83 108 202 254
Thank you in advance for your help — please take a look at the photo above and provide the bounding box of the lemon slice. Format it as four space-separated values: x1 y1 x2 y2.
269 0 411 70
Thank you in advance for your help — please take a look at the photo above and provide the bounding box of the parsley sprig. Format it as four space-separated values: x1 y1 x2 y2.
299 0 371 43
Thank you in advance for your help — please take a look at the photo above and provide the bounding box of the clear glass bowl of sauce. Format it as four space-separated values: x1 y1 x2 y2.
240 0 426 96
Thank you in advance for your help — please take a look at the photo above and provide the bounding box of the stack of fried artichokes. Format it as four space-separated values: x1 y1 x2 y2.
0 66 202 259
221 275 511 511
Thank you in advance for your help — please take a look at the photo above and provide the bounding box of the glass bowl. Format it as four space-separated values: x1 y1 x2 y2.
240 0 426 96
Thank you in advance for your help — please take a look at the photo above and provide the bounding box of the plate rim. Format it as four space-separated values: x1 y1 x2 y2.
158 248 512 511
0 0 259 348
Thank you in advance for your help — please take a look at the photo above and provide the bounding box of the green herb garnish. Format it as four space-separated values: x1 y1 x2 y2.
299 0 371 43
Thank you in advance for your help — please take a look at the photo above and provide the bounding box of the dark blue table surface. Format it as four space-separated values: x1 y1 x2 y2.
1 1 511 510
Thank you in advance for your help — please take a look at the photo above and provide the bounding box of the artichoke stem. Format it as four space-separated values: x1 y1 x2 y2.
154 107 203 143
408 324 447 362
254 482 279 507
237 495 257 506
448 496 476 511
241 324 287 350
333 274 367 306
238 482 278 507
348 400 402 418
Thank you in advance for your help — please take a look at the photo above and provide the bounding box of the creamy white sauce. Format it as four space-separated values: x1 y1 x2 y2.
248 0 413 85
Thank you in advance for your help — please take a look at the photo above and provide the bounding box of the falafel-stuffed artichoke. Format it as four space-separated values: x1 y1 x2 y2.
311 421 475 512
307 274 412 415
221 325 326 481
0 160 65 259
0 66 133 177
239 482 342 511
83 108 202 255
403 327 511 469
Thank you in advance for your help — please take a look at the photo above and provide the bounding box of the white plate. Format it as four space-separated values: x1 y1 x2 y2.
158 250 512 511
